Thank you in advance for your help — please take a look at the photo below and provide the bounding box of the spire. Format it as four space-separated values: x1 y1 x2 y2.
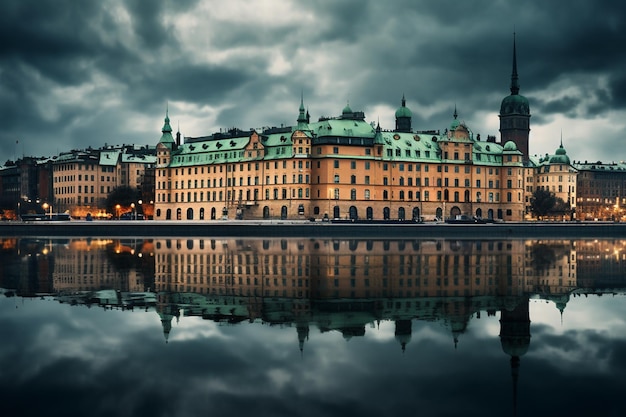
297 92 308 129
453 104 458 120
158 104 175 146
510 33 520 95
162 104 172 134
401 94 406 108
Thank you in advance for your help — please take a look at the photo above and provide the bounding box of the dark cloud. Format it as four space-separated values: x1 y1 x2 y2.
1 0 626 161
2 294 626 417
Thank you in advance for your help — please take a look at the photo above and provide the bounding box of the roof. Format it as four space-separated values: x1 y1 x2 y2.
99 150 120 166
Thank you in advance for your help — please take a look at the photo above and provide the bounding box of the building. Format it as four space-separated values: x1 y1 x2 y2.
52 145 156 218
525 141 578 219
154 39 533 222
573 161 626 221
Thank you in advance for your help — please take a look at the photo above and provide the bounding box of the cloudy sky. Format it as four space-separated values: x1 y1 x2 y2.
1 0 624 164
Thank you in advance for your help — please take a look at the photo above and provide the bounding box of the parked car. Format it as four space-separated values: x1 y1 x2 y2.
120 213 144 220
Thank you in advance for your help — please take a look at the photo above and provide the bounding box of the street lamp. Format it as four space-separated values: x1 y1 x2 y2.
115 204 121 219
131 202 136 220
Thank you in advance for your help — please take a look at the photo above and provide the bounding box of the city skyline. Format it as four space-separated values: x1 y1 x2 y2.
1 1 625 164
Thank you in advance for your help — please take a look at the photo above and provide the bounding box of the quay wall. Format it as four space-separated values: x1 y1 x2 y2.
1 220 626 239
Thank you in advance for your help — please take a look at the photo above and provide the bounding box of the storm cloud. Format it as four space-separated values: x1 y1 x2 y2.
1 0 624 163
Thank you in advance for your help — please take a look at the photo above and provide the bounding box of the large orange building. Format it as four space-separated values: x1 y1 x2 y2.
155 98 528 222
154 38 548 222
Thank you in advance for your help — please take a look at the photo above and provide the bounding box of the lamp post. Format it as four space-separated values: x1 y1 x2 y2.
115 204 121 220
138 200 142 220
131 202 136 220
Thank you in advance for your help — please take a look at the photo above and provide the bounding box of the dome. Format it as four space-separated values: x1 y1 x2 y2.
549 144 570 164
500 94 530 116
450 118 460 130
503 141 518 151
342 103 352 115
395 105 412 118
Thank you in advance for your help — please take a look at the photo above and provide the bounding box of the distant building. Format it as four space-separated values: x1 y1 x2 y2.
573 160 626 221
52 145 156 218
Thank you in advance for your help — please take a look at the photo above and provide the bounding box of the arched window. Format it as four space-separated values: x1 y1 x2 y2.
412 207 420 222
187 208 193 220
398 207 405 220
399 191 405 200
199 208 205 220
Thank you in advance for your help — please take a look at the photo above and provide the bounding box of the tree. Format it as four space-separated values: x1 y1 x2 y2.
551 197 571 220
530 188 556 220
105 186 141 215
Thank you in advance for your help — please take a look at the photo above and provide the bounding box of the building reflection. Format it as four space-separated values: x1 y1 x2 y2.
3 236 625 416
1 237 625 349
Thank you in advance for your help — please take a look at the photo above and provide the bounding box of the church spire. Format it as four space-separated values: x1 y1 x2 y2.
158 104 175 146
297 92 308 130
510 33 520 95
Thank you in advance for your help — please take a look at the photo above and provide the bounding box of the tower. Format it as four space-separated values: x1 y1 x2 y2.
395 95 412 132
499 34 530 162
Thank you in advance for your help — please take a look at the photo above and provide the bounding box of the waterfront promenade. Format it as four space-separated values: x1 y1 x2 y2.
1 219 626 238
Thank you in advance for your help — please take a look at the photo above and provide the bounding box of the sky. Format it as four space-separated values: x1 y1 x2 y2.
1 0 625 164
2 292 626 416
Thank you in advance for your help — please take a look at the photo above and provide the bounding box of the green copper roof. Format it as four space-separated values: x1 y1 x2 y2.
500 93 529 115
549 144 570 165
159 110 175 145
395 96 412 118
310 118 375 139
503 141 518 151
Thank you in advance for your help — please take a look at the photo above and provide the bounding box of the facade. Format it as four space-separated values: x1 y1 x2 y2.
524 142 578 219
155 103 526 221
52 145 156 218
155 36 541 225
574 161 626 221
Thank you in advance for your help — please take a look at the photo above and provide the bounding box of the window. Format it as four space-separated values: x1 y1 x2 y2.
334 175 340 183
351 161 356 169
334 160 339 168
351 189 357 200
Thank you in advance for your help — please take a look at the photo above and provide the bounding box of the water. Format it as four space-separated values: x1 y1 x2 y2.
1 238 625 417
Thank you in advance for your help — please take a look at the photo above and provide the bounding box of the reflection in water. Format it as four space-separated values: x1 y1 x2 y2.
1 237 626 416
